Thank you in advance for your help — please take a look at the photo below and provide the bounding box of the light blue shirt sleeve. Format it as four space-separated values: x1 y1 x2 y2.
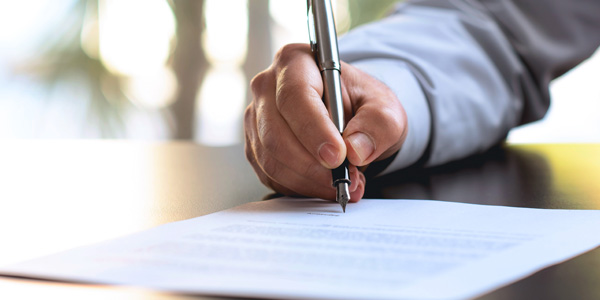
338 0 600 174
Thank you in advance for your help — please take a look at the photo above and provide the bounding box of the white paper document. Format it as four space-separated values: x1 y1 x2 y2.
2 198 600 299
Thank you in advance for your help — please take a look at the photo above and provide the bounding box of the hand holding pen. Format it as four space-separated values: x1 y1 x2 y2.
308 0 351 211
243 2 408 207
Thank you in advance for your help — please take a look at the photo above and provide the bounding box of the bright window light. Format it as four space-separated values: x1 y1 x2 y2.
99 0 175 77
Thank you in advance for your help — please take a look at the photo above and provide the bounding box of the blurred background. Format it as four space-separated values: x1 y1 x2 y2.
0 0 598 145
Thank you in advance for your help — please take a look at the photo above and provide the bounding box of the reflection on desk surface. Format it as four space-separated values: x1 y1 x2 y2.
366 144 600 209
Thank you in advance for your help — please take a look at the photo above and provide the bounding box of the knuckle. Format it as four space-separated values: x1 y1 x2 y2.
260 126 283 156
243 104 254 127
260 152 282 180
376 106 405 139
256 115 285 158
274 80 301 114
273 44 307 66
250 70 271 96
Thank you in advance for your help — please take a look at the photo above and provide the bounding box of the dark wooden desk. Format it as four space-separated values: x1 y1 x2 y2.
367 144 600 300
0 141 598 299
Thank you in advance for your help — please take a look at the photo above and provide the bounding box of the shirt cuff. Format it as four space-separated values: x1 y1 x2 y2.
349 59 431 175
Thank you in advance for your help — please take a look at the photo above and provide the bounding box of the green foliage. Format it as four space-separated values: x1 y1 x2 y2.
347 0 400 29
16 0 127 137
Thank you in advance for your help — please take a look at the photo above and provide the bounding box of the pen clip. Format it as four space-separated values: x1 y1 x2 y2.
307 0 318 56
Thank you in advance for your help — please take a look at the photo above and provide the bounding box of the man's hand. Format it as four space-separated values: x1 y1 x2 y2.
244 44 407 201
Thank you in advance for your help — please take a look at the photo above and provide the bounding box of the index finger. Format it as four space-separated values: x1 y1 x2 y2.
273 44 347 169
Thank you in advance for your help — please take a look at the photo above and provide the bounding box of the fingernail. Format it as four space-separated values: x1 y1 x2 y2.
348 132 374 164
318 143 339 168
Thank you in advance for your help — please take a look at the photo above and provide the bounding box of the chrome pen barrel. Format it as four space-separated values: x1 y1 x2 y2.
322 69 345 133
311 0 341 74
308 0 351 210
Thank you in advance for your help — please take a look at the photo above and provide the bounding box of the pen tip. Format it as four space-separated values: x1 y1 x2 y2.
336 182 350 213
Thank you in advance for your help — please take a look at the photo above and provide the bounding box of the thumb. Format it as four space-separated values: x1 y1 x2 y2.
341 73 407 166
344 106 406 166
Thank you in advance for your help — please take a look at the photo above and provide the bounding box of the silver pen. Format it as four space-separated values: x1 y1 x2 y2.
308 0 351 212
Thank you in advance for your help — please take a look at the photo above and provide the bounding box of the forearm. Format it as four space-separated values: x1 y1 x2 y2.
339 0 600 173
